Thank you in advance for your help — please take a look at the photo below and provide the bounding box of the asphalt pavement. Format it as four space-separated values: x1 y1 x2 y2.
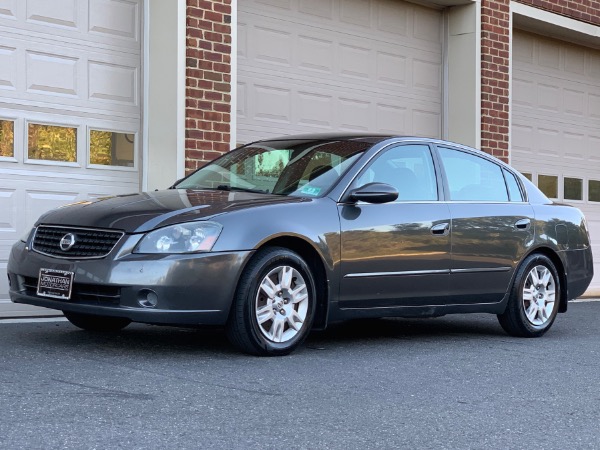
1 302 599 450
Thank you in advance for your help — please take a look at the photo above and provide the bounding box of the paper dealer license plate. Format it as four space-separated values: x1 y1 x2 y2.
37 269 74 300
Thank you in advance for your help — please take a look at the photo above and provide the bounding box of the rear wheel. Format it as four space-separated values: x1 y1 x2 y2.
497 253 560 337
226 247 316 356
63 311 131 332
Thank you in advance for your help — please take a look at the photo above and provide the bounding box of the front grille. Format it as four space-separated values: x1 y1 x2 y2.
22 276 120 305
32 225 124 259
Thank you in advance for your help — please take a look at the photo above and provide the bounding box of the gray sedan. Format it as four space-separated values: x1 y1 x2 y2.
7 135 594 355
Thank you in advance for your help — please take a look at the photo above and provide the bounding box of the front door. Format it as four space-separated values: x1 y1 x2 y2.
338 144 451 308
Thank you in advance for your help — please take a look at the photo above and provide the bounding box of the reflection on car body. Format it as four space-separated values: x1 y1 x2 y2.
8 134 593 355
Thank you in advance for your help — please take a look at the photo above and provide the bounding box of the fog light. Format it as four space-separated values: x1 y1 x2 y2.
137 289 158 308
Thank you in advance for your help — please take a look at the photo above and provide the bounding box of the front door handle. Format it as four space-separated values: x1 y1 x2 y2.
514 218 531 230
431 222 449 236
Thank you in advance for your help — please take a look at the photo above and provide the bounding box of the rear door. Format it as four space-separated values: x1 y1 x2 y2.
435 146 535 304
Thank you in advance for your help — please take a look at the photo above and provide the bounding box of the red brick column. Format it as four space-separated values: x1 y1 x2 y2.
185 0 233 174
481 0 511 161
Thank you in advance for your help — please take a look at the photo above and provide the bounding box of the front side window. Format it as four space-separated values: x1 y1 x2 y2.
354 144 438 201
176 139 371 197
438 147 508 202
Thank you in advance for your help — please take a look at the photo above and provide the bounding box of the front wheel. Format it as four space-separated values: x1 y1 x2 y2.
226 247 316 356
497 254 560 337
63 311 131 332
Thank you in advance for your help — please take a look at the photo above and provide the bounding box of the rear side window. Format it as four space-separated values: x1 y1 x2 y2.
503 169 524 202
438 147 508 202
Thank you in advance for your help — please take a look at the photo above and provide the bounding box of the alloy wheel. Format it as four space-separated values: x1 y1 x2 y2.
522 265 556 326
255 265 309 343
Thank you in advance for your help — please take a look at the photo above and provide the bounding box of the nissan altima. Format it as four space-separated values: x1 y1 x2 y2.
7 135 594 355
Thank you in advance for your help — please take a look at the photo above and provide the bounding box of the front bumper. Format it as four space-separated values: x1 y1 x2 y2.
7 239 253 326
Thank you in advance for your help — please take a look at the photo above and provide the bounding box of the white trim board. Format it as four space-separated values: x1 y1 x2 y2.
512 2 600 48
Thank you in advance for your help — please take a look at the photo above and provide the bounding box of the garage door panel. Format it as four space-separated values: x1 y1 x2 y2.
240 15 442 90
26 51 79 98
0 0 17 19
0 45 17 90
26 0 80 30
512 30 600 293
298 0 334 20
89 0 140 41
239 0 442 143
240 68 440 136
0 0 142 311
0 0 141 52
0 34 140 117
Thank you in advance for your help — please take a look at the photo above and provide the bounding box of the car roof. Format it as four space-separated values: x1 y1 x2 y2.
256 133 397 143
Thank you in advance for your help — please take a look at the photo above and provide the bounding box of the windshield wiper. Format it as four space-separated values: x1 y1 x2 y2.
216 185 269 194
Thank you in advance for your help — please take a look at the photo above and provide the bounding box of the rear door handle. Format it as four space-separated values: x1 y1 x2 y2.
431 222 449 236
515 218 531 230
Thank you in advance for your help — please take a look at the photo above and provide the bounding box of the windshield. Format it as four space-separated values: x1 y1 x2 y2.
175 139 371 197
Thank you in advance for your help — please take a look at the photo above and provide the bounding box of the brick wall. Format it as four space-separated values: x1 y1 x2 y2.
481 0 511 161
185 0 233 174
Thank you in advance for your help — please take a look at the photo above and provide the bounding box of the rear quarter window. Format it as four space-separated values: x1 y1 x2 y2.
438 147 508 202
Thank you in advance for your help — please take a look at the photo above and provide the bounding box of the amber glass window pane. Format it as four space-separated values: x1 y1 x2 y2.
90 130 134 167
589 180 600 202
0 120 14 158
564 177 582 201
28 124 76 162
521 172 532 181
538 175 558 198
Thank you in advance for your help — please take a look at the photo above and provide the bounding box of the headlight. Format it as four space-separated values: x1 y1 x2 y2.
134 222 222 254
20 227 35 243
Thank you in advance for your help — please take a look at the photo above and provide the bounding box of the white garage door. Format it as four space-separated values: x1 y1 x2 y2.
237 0 443 143
511 30 600 294
0 0 143 316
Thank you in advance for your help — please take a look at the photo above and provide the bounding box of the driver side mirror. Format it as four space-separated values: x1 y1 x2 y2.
347 182 399 204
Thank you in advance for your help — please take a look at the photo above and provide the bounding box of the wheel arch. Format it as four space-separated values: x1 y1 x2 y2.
521 246 568 313
255 235 330 330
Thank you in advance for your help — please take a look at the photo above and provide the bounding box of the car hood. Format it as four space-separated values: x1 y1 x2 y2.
36 189 307 233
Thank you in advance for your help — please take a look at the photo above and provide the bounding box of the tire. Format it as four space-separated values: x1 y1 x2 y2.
497 253 561 337
226 247 316 356
63 311 131 332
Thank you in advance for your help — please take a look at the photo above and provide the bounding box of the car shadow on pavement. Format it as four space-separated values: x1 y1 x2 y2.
308 315 510 344
13 313 520 357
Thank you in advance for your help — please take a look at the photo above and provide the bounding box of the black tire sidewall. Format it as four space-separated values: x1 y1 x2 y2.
241 249 316 355
63 311 131 331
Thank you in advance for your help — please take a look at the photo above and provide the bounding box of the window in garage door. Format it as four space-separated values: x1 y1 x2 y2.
89 130 136 168
0 119 14 158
